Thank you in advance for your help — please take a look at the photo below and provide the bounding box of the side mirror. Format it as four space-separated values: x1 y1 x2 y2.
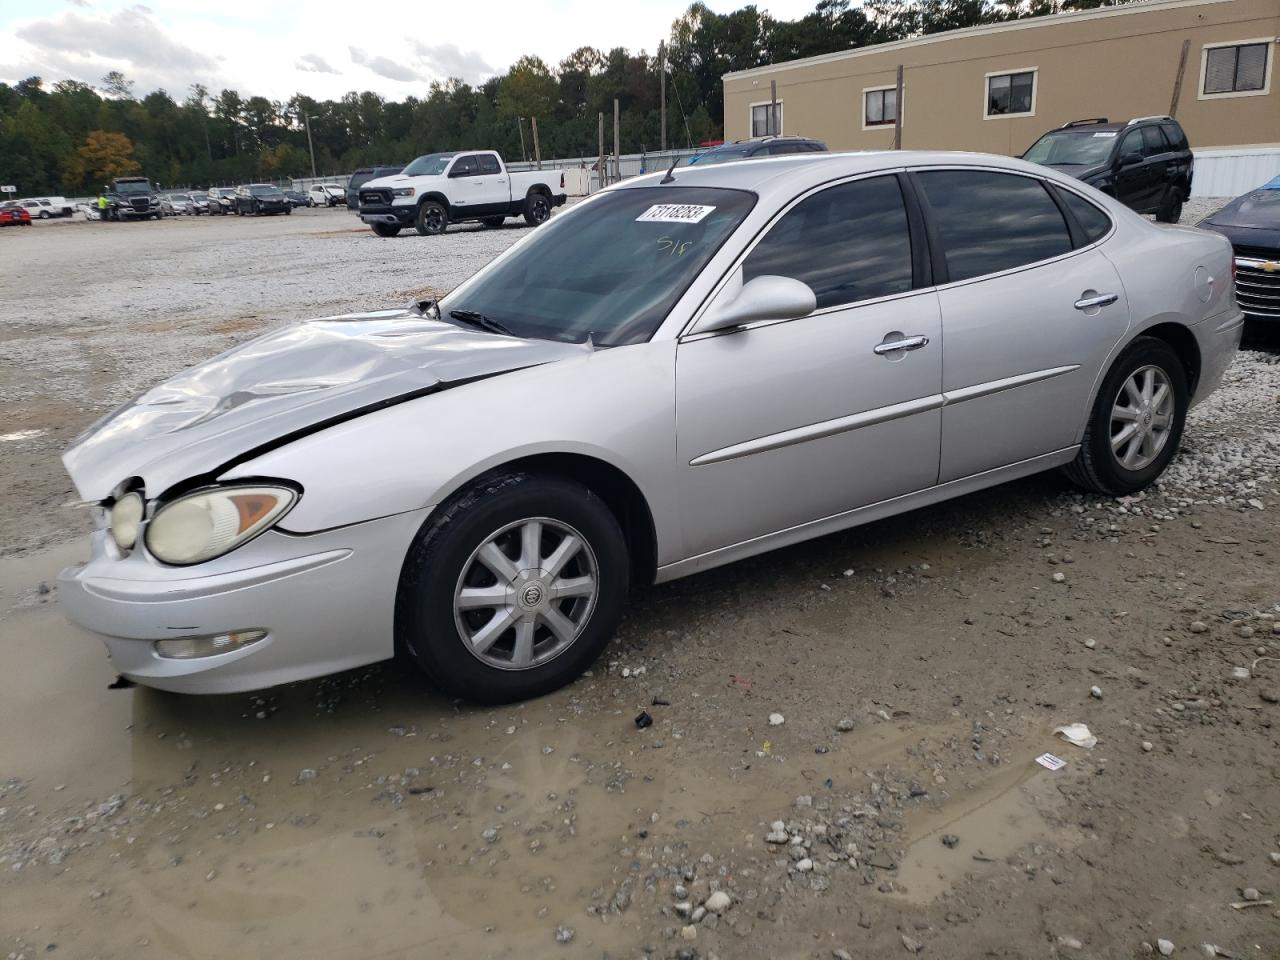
693 273 817 335
1118 151 1143 168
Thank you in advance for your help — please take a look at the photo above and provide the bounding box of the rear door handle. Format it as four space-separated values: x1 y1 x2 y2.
1074 293 1119 310
873 335 930 356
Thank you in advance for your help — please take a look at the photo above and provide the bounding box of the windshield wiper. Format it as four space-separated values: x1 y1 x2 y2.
449 309 516 337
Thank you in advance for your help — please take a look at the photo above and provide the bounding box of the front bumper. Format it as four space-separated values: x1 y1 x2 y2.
57 509 429 694
359 203 416 226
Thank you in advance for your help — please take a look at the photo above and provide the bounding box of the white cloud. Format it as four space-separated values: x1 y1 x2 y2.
408 40 494 85
349 45 423 84
296 53 338 75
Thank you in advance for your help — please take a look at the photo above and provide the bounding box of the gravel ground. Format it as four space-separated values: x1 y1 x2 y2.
1 197 1278 960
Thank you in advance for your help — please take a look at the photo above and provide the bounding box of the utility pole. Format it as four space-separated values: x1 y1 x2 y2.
1169 38 1191 117
597 112 605 189
659 41 667 153
613 98 620 184
531 117 542 170
517 117 528 163
304 114 318 179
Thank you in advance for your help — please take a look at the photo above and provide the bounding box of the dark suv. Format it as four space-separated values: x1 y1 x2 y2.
688 136 827 166
1022 116 1193 223
346 165 405 210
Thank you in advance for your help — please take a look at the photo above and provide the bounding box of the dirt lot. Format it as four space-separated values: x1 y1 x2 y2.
1 203 1278 960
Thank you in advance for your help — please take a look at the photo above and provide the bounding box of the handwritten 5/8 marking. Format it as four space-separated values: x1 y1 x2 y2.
658 236 692 257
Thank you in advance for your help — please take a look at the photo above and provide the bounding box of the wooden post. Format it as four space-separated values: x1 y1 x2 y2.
770 80 778 135
531 117 542 170
613 98 621 183
1169 38 1191 117
893 64 904 150
598 111 605 189
659 42 667 153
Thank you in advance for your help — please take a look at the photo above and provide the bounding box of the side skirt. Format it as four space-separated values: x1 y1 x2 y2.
654 446 1079 583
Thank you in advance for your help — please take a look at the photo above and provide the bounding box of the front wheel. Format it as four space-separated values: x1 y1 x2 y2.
371 222 401 237
1062 336 1188 496
396 472 629 704
523 192 551 226
1155 186 1184 224
415 200 448 236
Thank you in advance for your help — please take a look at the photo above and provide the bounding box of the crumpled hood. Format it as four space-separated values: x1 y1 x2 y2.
63 308 589 503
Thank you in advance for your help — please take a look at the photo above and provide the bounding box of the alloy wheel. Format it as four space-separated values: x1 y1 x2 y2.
453 517 598 671
1110 364 1174 471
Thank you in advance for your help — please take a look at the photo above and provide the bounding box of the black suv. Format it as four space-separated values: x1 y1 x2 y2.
346 165 405 210
1022 116 1193 223
688 136 827 166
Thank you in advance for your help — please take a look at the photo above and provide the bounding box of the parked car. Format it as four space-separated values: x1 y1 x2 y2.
160 193 194 215
346 166 405 210
57 151 1241 702
357 151 567 237
687 135 828 166
309 183 346 207
234 184 291 216
0 203 32 226
207 187 236 215
34 196 75 217
1022 116 1193 223
282 190 309 208
187 193 210 215
1196 174 1280 327
104 176 164 220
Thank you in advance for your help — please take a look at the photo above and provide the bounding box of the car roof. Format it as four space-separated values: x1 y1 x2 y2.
620 150 1083 202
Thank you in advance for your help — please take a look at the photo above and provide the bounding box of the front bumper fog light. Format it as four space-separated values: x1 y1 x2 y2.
154 629 267 660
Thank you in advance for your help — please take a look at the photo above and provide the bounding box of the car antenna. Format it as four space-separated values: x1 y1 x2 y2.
660 156 678 184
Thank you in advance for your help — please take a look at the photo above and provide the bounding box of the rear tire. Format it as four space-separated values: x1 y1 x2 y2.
1062 336 1188 496
1155 186 1184 224
523 192 551 227
415 200 448 236
371 222 401 238
396 471 628 704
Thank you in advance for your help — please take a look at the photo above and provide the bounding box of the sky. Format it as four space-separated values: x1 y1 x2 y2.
0 0 818 101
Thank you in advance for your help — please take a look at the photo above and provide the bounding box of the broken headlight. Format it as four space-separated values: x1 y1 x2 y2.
145 485 297 566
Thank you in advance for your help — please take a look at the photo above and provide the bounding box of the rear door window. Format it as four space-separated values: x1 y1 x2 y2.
917 170 1072 282
478 154 501 175
1141 125 1170 156
1058 189 1113 245
743 175 914 309
1159 122 1188 151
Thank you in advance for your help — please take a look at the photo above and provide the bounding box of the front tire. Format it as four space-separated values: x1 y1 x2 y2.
523 192 551 226
1062 336 1188 495
415 200 448 236
396 472 629 704
371 222 401 237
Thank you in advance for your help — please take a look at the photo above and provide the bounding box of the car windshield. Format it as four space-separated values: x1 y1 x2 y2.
250 185 281 196
115 181 151 195
443 186 756 346
1023 130 1117 166
690 145 754 166
403 153 455 176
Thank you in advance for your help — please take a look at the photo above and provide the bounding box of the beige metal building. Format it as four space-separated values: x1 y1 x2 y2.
723 0 1279 196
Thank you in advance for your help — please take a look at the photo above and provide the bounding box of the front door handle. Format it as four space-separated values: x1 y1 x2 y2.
1074 293 1119 310
874 335 930 356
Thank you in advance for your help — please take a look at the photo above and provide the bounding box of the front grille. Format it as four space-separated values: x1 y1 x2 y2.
1235 257 1280 321
129 198 148 210
361 189 391 206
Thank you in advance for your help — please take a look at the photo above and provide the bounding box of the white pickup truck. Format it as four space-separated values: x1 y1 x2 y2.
356 150 567 237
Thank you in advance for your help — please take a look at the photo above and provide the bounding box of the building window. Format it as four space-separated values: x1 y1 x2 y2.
750 101 782 137
985 69 1036 118
863 86 899 128
1200 40 1272 98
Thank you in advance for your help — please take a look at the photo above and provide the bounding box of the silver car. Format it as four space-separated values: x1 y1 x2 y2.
58 151 1243 702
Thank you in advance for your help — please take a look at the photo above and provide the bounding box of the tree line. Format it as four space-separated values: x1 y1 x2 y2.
0 0 1127 196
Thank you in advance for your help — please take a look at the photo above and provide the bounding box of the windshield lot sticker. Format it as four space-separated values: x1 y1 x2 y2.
637 204 716 224
1092 132 1117 138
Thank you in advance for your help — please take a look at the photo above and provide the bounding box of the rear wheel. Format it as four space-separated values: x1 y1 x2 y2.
482 216 506 228
1062 336 1188 495
1155 185 1184 224
523 192 551 227
415 200 448 236
396 471 628 704
371 222 401 238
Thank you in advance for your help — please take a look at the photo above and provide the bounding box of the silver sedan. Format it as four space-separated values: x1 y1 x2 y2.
58 151 1243 702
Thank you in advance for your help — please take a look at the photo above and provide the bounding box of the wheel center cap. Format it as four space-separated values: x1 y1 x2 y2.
521 583 544 607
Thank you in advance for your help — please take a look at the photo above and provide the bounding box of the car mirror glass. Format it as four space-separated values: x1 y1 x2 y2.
693 273 817 335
